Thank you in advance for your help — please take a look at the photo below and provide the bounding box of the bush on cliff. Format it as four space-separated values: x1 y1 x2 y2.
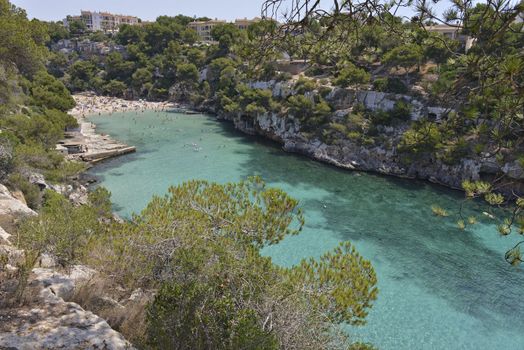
333 63 370 87
398 119 443 155
17 178 377 349
30 71 75 112
372 77 408 94
287 94 331 129
17 188 110 266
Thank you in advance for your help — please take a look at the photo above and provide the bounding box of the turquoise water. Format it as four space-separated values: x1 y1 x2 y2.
87 111 524 350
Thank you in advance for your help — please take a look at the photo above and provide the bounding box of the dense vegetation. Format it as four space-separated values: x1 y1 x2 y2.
0 0 84 208
1 1 379 349
45 1 523 171
2 0 524 348
17 178 378 349
44 0 524 263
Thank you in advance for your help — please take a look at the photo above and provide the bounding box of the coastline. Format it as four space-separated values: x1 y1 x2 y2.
65 94 178 164
67 94 520 197
66 94 470 193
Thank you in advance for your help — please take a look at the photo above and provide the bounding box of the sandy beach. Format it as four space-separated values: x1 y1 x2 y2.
69 93 177 117
64 94 180 163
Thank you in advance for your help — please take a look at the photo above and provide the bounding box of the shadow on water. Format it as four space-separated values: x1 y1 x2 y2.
87 111 524 337
233 132 524 332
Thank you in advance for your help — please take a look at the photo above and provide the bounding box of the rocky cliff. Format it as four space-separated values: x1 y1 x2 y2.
0 184 133 350
190 81 524 195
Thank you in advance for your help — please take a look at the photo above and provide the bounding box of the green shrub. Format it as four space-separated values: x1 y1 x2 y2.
305 65 325 77
372 77 387 91
44 160 86 184
294 77 317 94
362 137 375 146
236 86 278 117
333 64 370 87
398 120 443 155
30 71 75 112
147 267 279 350
1 112 71 149
389 100 412 121
0 139 14 182
345 112 367 132
438 138 470 165
244 102 267 117
17 189 109 266
289 96 332 128
517 156 524 169
473 143 485 155
14 143 63 170
221 95 240 114
373 77 408 94
329 122 348 134
369 109 391 125
103 80 127 97
318 86 332 98
176 63 199 83
275 71 292 81
88 187 113 219
347 130 362 141
7 173 41 209
382 43 423 72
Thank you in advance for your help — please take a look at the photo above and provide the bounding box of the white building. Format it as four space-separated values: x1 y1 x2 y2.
64 10 140 33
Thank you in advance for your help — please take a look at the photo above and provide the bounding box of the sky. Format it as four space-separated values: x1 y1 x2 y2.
10 0 265 22
10 0 451 23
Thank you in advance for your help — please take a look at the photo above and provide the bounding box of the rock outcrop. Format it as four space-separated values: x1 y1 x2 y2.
0 183 133 350
0 266 134 350
0 184 36 219
190 82 521 195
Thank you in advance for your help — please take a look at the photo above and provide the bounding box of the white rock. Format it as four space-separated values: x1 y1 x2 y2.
37 254 58 268
0 244 24 266
128 288 145 302
33 265 97 301
0 184 36 218
0 306 134 350
0 225 10 243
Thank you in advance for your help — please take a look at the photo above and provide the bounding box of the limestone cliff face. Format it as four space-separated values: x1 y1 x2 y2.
217 110 488 190
0 184 133 350
190 81 524 194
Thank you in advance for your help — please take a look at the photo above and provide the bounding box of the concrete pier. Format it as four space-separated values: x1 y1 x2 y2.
61 120 136 164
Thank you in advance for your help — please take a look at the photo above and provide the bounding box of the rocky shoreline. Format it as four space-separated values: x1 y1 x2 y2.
0 95 182 349
188 85 524 197
2 85 518 348
67 90 524 198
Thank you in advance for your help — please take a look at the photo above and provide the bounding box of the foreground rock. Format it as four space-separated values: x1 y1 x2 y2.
0 183 134 350
0 184 36 233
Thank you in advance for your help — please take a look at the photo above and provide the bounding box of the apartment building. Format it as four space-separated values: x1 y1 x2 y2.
234 17 261 30
187 20 227 42
64 11 139 33
188 18 265 42
426 24 474 51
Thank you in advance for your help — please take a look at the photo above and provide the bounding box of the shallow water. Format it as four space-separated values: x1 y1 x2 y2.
87 111 524 349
